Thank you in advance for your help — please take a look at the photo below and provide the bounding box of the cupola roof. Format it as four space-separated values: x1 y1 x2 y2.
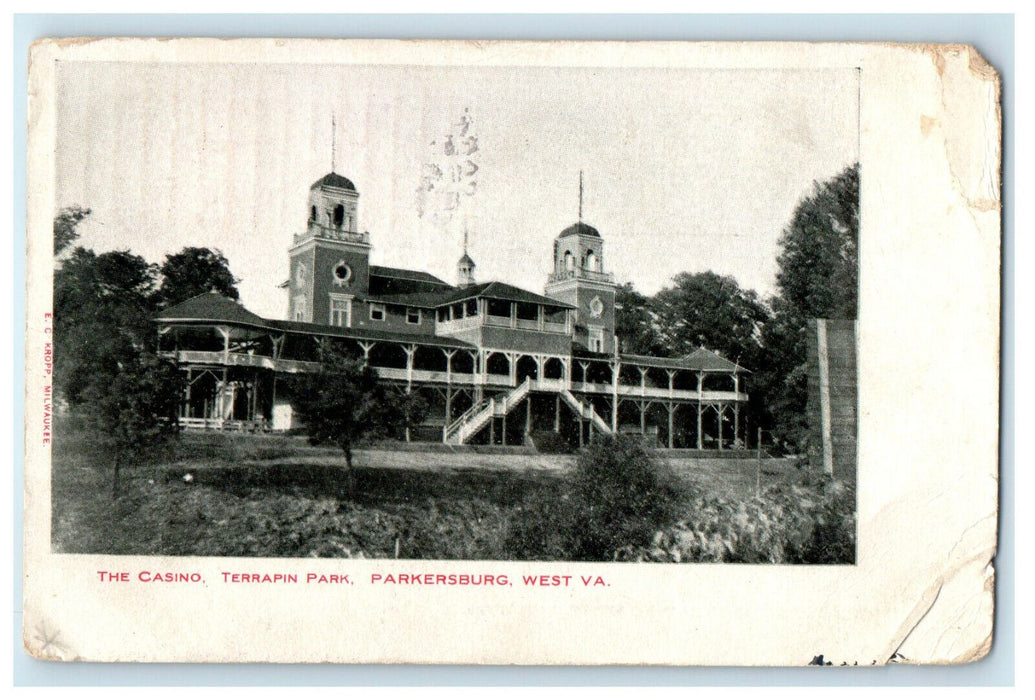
557 221 600 239
310 172 356 192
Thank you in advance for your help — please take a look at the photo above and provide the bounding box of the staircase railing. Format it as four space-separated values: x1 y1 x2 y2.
560 390 613 435
445 378 535 445
445 398 491 442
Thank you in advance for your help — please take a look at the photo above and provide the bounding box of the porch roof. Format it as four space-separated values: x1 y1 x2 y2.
436 281 576 309
154 292 476 350
571 344 750 373
268 319 476 350
154 292 267 326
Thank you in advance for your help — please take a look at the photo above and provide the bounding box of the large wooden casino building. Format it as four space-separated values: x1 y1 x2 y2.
155 171 750 448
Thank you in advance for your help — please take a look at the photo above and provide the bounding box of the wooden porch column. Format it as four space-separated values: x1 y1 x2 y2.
578 361 590 386
403 344 416 442
611 361 620 432
251 369 259 422
185 367 193 418
638 367 648 397
470 350 482 402
696 403 703 450
554 394 561 432
221 368 229 423
443 349 456 443
217 326 231 364
639 400 647 435
403 344 416 393
667 402 675 449
718 403 724 451
358 341 376 366
734 403 740 448
525 395 533 436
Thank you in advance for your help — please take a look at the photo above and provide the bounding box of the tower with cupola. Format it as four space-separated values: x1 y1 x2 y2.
456 228 476 288
545 176 616 353
287 172 371 327
545 219 618 354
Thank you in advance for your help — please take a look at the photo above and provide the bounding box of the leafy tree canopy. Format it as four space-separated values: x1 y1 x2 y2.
760 162 860 445
614 282 664 356
650 271 769 368
53 206 91 257
53 248 159 406
80 353 184 496
156 247 239 308
293 343 428 483
774 162 859 321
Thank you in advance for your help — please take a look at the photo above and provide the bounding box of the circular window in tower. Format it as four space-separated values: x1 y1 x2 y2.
295 262 307 286
332 260 353 287
589 296 604 318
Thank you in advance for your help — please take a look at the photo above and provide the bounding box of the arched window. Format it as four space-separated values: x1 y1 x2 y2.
564 251 575 271
310 205 317 222
333 204 345 227
585 250 597 271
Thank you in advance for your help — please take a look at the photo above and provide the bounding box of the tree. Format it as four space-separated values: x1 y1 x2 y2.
53 206 91 257
156 247 239 308
614 282 664 356
53 248 159 406
774 163 859 321
81 354 184 497
762 162 860 446
293 342 428 493
650 271 770 369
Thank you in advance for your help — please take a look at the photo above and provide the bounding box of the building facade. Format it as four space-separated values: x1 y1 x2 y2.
155 171 750 449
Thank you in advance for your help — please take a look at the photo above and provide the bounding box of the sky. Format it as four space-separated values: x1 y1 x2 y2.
56 61 858 319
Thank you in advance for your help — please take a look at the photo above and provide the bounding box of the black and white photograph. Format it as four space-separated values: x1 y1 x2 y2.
23 38 998 665
49 58 859 564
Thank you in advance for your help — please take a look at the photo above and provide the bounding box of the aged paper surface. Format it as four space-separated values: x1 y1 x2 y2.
23 39 999 665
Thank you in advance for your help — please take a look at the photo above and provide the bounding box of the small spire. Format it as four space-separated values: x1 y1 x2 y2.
331 112 337 173
463 225 469 255
578 170 584 223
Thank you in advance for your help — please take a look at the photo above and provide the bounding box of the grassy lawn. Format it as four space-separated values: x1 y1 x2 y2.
51 430 803 560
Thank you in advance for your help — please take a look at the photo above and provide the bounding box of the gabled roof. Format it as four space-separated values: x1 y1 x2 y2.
570 345 749 373
153 292 267 326
435 281 576 309
366 291 449 309
369 265 451 287
268 319 475 349
620 348 749 373
681 347 748 373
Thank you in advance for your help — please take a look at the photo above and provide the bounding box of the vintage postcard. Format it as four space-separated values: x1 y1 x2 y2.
23 39 999 664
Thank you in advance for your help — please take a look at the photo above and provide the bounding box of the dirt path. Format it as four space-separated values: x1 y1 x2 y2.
251 449 577 473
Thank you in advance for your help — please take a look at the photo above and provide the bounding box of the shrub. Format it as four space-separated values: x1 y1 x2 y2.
507 435 686 561
528 430 575 454
615 473 856 564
